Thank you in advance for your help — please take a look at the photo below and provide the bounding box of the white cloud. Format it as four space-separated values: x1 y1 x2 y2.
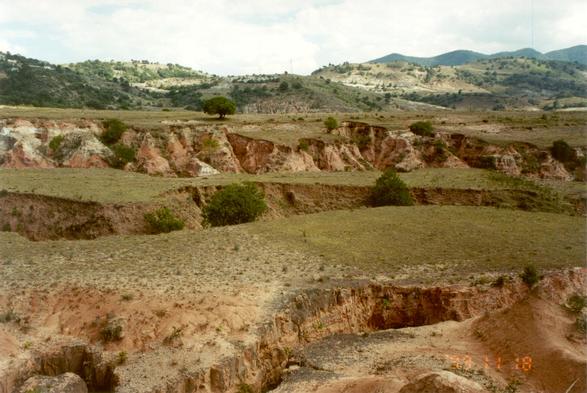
0 0 585 74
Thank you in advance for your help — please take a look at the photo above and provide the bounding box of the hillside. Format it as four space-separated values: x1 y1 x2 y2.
64 60 213 90
313 56 587 110
370 45 587 66
1 49 586 112
0 53 441 113
0 53 162 109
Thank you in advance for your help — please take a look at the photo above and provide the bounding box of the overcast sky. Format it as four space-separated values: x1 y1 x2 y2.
0 0 585 75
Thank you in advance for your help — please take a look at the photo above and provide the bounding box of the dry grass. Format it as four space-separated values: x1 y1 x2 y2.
0 205 583 290
0 167 572 204
2 106 585 147
249 206 586 278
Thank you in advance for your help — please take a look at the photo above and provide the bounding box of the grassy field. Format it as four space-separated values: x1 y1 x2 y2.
0 167 573 204
0 205 583 289
249 205 586 277
1 106 585 147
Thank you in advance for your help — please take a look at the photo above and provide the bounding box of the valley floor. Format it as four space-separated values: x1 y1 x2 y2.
0 110 585 393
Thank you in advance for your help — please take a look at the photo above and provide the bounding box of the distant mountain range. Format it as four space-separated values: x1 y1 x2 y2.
370 45 587 66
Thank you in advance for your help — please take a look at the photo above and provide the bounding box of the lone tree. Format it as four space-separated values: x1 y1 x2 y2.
202 183 267 227
369 169 413 207
324 116 338 131
202 96 236 119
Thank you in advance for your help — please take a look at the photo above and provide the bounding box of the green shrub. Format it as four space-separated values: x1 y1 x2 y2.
49 135 64 151
101 119 128 145
298 140 310 151
144 207 185 233
369 169 414 207
520 264 539 287
201 138 220 151
109 144 136 169
278 81 289 92
324 116 338 131
550 139 575 162
565 294 587 313
100 320 123 342
352 134 372 150
409 121 434 137
202 183 267 227
202 96 236 119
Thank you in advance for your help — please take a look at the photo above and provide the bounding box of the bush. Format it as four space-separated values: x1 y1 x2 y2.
49 135 64 151
520 264 539 287
101 119 128 145
202 96 236 119
278 81 289 92
144 207 185 233
565 294 587 313
550 139 575 162
201 138 220 151
369 169 414 207
352 134 372 150
202 183 267 227
298 140 310 151
109 144 136 169
100 319 123 342
324 116 338 131
409 121 434 137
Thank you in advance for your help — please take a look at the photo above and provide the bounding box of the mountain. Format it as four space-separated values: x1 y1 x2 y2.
545 45 587 64
370 45 587 66
370 50 486 66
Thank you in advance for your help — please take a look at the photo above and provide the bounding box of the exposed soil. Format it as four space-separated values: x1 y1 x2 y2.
1 269 584 393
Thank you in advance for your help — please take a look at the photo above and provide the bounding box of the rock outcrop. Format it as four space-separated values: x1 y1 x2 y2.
0 118 578 180
398 371 487 393
17 373 88 393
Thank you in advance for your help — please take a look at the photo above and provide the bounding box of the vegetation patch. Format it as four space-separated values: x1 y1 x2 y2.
409 121 434 137
203 183 267 227
324 116 338 131
369 169 414 207
144 207 185 233
109 144 136 169
520 265 540 287
48 135 64 151
101 118 128 145
202 96 236 119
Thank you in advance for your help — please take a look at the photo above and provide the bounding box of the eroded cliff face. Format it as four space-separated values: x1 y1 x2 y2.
0 119 577 180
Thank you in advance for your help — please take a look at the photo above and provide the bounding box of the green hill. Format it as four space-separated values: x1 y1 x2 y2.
545 45 587 64
0 53 161 109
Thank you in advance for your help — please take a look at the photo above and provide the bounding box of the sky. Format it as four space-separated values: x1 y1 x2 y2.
0 0 585 75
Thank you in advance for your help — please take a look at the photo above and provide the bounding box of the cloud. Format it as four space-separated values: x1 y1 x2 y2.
0 0 585 75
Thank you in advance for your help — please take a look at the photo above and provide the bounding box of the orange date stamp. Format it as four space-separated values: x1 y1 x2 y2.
444 354 533 372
